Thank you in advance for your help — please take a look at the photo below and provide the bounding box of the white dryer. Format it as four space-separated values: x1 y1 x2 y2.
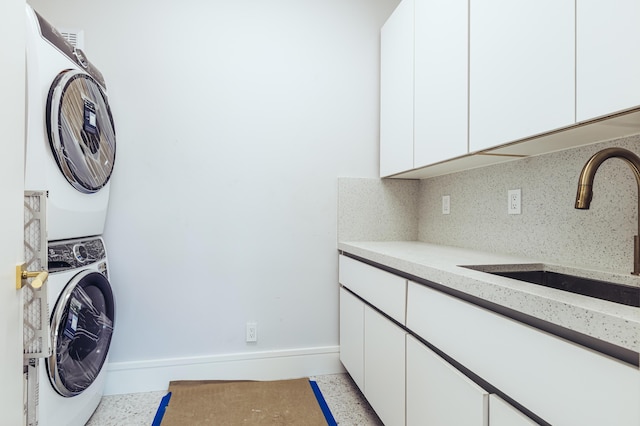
25 5 116 241
39 237 115 426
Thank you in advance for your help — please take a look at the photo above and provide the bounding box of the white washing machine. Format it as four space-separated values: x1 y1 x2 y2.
25 5 116 242
39 237 115 426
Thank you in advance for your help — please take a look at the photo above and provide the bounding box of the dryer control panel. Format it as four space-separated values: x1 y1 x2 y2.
34 10 106 88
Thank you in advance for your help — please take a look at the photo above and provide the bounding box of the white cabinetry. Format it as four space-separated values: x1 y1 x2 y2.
380 0 414 176
339 292 406 426
364 306 406 426
380 0 468 177
338 255 406 324
413 0 468 167
576 0 640 122
340 255 640 425
407 281 640 426
469 0 574 152
339 287 364 392
380 0 640 179
339 256 536 425
338 255 407 425
490 395 538 426
406 335 488 426
407 335 536 426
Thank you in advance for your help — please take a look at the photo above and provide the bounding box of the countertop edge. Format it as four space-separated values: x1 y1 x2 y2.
338 241 640 357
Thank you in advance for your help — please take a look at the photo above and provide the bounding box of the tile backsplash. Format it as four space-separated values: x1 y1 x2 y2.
339 132 640 275
337 177 419 242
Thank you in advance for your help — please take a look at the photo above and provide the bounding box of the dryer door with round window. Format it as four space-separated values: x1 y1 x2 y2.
46 69 116 194
48 270 115 397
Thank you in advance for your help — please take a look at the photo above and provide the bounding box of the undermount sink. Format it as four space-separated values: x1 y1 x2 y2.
462 265 640 308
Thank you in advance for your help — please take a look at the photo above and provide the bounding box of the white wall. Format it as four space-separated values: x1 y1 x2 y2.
28 0 399 387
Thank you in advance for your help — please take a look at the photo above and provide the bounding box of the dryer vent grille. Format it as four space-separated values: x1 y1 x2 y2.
23 191 51 359
58 27 85 50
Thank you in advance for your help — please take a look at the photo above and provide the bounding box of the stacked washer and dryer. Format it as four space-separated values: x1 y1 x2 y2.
25 5 117 426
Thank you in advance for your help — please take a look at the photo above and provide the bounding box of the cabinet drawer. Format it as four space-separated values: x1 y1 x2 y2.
339 255 406 324
407 281 640 425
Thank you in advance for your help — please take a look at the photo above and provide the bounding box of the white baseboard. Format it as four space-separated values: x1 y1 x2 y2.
103 346 344 395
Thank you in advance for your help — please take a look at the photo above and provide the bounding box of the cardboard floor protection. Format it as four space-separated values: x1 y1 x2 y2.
161 378 328 425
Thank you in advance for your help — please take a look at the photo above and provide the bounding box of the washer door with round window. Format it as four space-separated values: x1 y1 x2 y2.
48 270 115 397
46 69 116 194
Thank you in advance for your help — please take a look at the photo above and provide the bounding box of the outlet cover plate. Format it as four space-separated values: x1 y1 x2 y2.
508 189 521 215
246 322 257 342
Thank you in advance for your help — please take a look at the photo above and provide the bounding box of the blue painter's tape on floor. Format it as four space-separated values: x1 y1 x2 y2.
309 380 337 426
151 392 172 426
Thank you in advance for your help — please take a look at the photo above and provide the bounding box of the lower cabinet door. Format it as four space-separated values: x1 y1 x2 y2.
407 281 640 425
406 335 489 426
364 306 406 426
339 287 365 392
489 395 539 426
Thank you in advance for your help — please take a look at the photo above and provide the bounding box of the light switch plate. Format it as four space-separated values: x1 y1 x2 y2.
442 195 451 215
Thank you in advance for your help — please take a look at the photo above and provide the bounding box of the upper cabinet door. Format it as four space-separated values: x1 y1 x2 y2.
414 0 468 167
380 0 415 177
576 0 640 122
469 0 575 152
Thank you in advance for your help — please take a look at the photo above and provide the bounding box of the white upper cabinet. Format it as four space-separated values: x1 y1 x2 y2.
380 0 414 177
380 0 640 178
380 0 469 177
469 0 575 152
414 0 468 167
576 0 640 122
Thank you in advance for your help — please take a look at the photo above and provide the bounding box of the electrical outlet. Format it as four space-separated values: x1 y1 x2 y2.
508 189 521 215
246 322 257 342
442 195 451 215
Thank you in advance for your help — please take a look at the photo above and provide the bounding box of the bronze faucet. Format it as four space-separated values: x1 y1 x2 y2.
575 147 640 275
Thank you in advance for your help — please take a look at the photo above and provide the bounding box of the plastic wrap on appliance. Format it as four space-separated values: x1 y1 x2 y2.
48 71 116 193
54 285 113 394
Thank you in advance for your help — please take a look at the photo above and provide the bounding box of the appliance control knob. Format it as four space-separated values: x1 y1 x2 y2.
73 48 89 69
73 244 88 263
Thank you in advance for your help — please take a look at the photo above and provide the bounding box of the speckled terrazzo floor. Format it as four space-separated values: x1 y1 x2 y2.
85 373 383 425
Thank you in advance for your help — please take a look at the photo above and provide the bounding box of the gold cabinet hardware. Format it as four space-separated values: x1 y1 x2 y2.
16 263 49 290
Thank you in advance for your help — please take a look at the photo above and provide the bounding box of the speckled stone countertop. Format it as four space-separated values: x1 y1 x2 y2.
338 241 640 355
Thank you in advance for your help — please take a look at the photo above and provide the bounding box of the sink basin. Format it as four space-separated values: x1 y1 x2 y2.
462 266 640 307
